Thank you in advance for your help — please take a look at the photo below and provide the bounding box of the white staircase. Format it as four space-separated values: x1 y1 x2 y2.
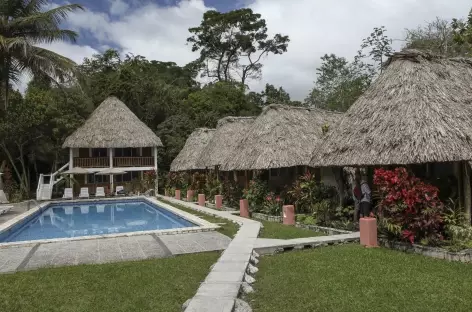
36 163 69 200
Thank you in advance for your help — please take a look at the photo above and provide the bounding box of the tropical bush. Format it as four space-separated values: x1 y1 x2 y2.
374 167 445 245
221 179 243 208
190 172 206 194
167 172 189 191
243 177 268 212
286 172 337 214
205 173 222 202
262 192 283 215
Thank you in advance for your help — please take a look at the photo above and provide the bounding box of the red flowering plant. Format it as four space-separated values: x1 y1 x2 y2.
263 192 283 216
374 167 445 245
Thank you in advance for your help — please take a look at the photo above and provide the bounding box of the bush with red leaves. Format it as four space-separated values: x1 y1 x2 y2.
374 167 445 244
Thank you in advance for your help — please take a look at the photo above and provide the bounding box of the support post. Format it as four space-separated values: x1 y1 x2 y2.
240 199 249 218
198 194 205 206
109 148 113 193
283 205 295 225
154 146 158 195
215 195 223 209
360 217 378 247
69 148 74 190
463 161 471 224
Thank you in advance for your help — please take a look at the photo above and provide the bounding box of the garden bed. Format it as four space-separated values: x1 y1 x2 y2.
251 212 352 236
379 239 472 263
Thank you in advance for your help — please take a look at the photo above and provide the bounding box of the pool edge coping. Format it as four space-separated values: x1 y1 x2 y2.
0 196 220 248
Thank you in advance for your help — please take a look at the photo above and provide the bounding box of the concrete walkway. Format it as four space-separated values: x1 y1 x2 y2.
158 196 262 312
0 231 230 273
254 232 360 255
159 196 362 312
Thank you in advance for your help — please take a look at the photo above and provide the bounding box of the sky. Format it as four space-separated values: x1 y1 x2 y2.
28 0 472 100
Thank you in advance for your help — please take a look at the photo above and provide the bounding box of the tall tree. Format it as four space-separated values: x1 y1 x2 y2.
405 17 470 56
0 0 84 109
187 9 289 86
305 54 373 112
358 26 393 74
453 8 472 53
262 84 291 105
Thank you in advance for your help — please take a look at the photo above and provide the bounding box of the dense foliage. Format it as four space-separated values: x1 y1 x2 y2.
374 168 445 245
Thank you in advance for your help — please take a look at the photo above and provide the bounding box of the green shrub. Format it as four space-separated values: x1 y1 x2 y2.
243 177 268 213
303 216 317 225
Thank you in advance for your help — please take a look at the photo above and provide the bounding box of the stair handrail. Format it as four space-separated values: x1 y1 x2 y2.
36 174 44 199
51 162 70 186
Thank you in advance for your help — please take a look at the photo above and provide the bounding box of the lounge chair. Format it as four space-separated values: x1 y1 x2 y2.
63 188 73 199
115 186 125 196
95 187 105 198
79 187 89 199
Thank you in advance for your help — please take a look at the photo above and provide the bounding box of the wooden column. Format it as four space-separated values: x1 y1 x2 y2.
69 148 74 189
463 161 471 224
109 148 113 193
154 146 158 195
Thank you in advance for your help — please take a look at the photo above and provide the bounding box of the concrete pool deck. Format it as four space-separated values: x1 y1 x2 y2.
0 231 231 273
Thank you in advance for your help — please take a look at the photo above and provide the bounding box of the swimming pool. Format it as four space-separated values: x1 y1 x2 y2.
0 199 199 243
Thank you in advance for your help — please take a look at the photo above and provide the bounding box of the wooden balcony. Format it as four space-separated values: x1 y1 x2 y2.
114 157 154 167
74 157 109 168
74 157 154 168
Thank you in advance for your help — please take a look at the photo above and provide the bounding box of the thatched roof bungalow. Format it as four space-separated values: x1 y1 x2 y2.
63 96 162 148
198 116 255 169
221 104 342 171
310 50 472 167
170 128 215 172
309 50 472 221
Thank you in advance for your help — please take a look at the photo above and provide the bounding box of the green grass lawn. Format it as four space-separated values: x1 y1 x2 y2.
158 198 239 238
258 220 324 239
0 252 219 312
248 244 472 312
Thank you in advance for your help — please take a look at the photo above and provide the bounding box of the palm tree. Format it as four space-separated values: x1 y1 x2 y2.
0 0 84 110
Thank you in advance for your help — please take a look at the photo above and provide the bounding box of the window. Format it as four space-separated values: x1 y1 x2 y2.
114 148 139 157
78 148 89 158
92 148 107 157
142 147 152 157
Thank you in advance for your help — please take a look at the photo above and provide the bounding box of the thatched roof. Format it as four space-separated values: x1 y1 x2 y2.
220 104 342 171
310 50 472 167
198 117 255 169
63 97 163 148
170 128 215 172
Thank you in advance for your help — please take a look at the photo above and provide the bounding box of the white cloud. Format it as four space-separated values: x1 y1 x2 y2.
52 0 472 100
247 0 472 99
109 0 130 16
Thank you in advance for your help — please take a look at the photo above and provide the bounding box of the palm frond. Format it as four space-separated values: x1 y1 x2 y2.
12 4 84 31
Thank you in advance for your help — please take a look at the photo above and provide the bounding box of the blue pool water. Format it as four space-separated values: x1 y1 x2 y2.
0 200 197 243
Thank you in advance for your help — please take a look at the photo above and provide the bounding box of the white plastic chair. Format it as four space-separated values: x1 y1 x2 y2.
78 187 89 199
115 186 124 196
95 187 105 197
63 188 73 199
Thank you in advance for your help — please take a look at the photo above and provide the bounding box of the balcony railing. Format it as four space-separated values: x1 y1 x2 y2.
74 157 109 168
114 157 154 167
74 157 154 168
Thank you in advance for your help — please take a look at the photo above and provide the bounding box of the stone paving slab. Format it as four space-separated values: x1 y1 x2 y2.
185 298 235 312
0 231 230 273
254 232 360 255
0 245 35 273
